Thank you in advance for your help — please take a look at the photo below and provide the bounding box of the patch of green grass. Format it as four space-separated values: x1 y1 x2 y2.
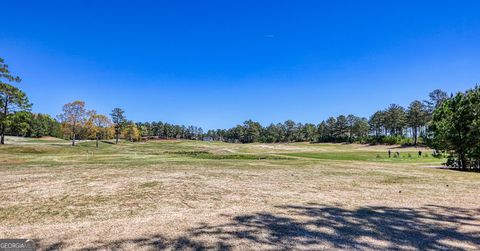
24 138 68 143
283 151 445 164
0 146 53 154
0 138 442 169
166 151 290 160
139 181 162 188
166 150 210 156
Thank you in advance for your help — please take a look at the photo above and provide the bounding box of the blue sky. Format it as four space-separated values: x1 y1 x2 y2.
1 1 479 129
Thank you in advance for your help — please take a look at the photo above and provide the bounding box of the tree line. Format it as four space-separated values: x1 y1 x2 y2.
1 57 478 169
202 90 445 145
56 101 206 146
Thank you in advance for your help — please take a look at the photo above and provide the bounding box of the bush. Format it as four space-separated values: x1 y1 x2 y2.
366 135 412 145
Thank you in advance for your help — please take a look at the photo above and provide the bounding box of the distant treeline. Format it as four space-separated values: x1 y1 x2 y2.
131 89 443 147
135 122 204 140
196 90 445 146
1 57 479 169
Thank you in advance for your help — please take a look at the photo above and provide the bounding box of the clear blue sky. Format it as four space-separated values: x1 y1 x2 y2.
1 1 479 129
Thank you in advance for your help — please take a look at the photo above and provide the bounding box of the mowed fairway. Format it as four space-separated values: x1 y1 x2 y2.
1 137 479 250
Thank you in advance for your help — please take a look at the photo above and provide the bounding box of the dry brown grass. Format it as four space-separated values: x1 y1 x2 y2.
0 138 479 250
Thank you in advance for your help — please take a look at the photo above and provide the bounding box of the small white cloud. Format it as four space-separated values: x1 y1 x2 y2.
263 34 275 38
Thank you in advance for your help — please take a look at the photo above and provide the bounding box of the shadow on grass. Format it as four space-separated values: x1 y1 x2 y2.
100 140 116 145
422 166 480 173
41 204 480 250
446 168 480 173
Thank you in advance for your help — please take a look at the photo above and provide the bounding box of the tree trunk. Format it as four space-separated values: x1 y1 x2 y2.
413 127 418 146
1 99 8 145
115 132 119 144
460 153 467 170
0 123 4 145
96 136 99 148
71 122 76 146
0 128 4 144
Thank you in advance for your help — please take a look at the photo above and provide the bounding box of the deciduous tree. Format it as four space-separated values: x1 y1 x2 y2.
58 101 87 146
122 121 140 142
88 112 112 148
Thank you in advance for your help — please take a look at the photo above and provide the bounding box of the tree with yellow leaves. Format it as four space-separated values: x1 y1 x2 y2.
87 111 112 148
122 121 140 142
58 101 87 146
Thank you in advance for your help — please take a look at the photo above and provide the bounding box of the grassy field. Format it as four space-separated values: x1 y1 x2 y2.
1 137 479 250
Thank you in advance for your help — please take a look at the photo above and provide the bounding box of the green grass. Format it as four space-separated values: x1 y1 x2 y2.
0 137 446 168
166 150 290 160
283 151 445 164
139 181 162 188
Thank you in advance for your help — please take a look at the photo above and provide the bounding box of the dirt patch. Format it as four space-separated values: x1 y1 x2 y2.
0 158 24 164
